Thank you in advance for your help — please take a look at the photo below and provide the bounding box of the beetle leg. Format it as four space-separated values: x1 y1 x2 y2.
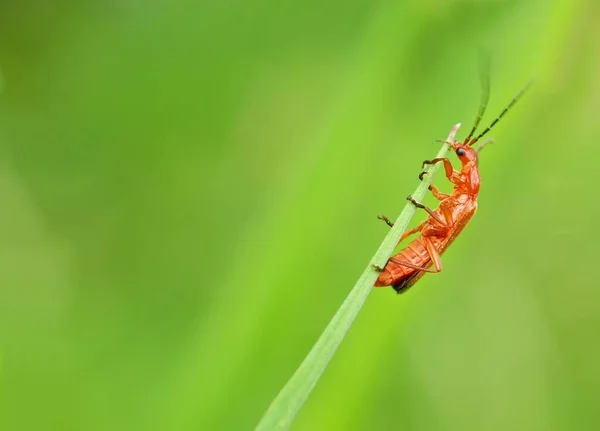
439 203 454 228
378 215 426 244
422 236 442 272
399 221 426 242
421 158 461 184
422 157 453 178
388 257 439 273
428 184 450 201
377 214 394 228
387 236 443 274
406 195 446 226
421 204 453 236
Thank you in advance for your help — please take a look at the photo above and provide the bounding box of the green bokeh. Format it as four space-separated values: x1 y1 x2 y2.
0 0 598 430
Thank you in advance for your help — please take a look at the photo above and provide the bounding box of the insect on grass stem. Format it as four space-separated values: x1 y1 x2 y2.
254 124 461 431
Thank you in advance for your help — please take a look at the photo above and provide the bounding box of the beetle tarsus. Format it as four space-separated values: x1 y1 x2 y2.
406 195 425 209
372 264 385 272
393 284 406 294
377 214 394 228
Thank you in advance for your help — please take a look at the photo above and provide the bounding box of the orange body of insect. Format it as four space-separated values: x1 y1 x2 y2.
374 134 480 293
374 81 530 293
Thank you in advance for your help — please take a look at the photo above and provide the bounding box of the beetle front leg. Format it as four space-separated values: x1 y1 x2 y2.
419 158 460 184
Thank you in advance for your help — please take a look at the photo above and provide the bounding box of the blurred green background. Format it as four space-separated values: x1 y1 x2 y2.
0 0 599 430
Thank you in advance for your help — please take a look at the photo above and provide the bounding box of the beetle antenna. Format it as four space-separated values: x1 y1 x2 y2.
465 55 491 146
471 79 533 144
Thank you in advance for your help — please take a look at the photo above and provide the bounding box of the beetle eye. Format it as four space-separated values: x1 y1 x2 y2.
456 147 466 156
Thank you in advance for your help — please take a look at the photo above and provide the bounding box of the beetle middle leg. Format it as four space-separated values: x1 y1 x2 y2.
406 195 446 226
378 215 427 243
428 184 450 201
422 236 442 273
398 221 427 242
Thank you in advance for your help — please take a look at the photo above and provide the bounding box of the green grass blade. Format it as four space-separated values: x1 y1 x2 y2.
255 124 461 431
